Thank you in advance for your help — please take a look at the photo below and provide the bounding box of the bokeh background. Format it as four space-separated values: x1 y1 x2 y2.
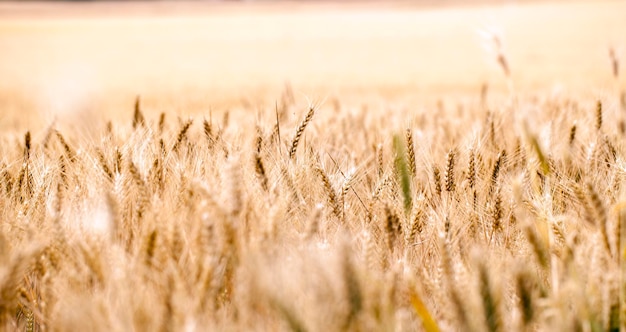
0 0 624 127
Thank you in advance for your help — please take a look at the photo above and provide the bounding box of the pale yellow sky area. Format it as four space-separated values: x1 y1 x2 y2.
0 0 624 118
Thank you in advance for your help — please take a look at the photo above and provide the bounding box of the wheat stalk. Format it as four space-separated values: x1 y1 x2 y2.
172 119 193 153
289 107 315 159
315 166 341 219
406 129 417 177
445 149 456 192
433 167 442 198
133 95 145 129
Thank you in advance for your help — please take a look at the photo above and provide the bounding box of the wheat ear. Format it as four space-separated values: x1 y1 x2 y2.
289 107 315 159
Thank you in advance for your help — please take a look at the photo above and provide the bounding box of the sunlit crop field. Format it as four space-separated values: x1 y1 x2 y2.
0 1 625 331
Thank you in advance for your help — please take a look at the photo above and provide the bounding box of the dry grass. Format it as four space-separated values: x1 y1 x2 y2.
1 0 626 331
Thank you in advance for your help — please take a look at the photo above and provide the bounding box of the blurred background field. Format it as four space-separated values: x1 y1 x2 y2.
0 0 624 128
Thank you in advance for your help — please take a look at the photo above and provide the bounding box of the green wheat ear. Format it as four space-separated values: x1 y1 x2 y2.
393 134 412 215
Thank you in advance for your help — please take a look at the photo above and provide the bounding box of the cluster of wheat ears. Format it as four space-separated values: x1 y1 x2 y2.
2 60 626 331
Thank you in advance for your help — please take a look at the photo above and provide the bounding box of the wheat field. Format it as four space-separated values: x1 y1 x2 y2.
1 0 626 331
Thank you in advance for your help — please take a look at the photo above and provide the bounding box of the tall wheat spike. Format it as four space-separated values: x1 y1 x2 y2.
315 166 341 219
133 95 145 129
289 107 315 159
172 119 193 153
445 149 456 192
406 129 417 178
